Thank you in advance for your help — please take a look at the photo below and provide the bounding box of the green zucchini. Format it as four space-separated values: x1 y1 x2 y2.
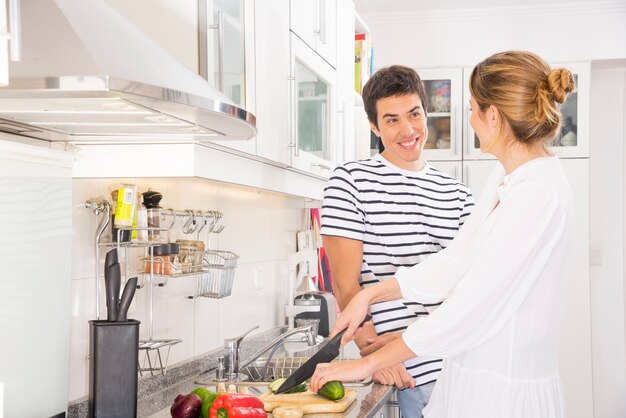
318 381 344 400
269 378 308 394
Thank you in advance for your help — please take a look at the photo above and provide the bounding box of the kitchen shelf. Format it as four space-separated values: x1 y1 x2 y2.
138 338 182 376
85 197 239 376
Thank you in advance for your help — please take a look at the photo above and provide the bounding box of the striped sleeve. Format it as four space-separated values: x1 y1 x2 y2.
321 165 365 241
459 185 475 226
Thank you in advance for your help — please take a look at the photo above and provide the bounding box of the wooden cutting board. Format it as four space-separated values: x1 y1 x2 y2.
259 389 357 416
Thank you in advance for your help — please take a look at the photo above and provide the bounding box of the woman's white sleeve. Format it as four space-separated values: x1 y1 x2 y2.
397 183 569 357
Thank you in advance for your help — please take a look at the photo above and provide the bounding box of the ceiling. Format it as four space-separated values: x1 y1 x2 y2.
355 0 586 14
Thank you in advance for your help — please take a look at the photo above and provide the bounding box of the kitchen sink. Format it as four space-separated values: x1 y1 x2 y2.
195 356 372 387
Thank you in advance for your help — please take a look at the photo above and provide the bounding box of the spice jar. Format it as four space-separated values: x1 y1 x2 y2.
145 244 171 275
142 189 163 242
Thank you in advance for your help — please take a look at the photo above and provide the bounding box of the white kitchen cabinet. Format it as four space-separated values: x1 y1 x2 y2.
289 32 337 177
253 0 291 166
416 68 464 162
204 0 257 156
290 0 337 67
199 0 254 109
462 62 591 160
430 161 463 182
0 0 20 87
0 1 9 86
462 159 498 197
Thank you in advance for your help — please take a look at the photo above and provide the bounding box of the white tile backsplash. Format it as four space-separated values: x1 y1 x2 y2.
69 177 313 401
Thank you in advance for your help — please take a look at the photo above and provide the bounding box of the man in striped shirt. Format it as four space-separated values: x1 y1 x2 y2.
321 65 474 418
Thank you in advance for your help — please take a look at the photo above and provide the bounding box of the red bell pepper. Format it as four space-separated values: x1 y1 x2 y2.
209 394 267 418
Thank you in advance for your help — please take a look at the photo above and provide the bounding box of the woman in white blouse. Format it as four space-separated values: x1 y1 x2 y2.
310 50 576 418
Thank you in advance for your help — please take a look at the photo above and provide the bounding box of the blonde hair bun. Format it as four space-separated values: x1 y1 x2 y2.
548 68 575 104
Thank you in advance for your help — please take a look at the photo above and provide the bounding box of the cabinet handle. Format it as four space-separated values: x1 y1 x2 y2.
463 164 469 184
8 0 21 61
209 10 225 92
288 76 299 157
465 106 473 157
451 105 460 156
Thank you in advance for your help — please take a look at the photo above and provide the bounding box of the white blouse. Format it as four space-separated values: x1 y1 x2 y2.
395 157 574 418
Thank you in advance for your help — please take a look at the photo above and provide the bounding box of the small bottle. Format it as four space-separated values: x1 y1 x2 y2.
134 193 148 242
114 184 137 242
142 189 163 242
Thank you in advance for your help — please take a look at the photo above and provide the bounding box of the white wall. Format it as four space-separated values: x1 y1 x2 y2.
69 177 310 401
589 65 626 418
361 1 626 68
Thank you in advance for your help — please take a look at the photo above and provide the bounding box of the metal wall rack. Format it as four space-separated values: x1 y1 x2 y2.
84 199 239 375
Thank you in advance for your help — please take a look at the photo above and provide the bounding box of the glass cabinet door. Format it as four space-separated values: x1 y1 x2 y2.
417 68 463 161
200 0 249 107
290 34 336 176
548 62 590 158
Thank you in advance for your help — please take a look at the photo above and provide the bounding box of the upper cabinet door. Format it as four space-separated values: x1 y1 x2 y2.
201 0 256 155
200 0 253 109
290 0 317 51
254 0 291 166
0 0 10 86
290 0 337 67
548 62 590 158
417 68 464 161
289 33 337 177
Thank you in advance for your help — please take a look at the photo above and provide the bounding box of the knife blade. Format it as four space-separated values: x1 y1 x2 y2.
104 249 121 322
274 315 372 394
116 276 138 322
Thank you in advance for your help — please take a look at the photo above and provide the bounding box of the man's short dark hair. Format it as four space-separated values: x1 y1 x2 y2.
362 65 428 129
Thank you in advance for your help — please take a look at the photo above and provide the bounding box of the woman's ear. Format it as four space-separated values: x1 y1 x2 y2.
488 105 499 128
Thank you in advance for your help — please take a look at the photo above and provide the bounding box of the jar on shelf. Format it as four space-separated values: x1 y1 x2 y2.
145 244 172 275
142 189 163 242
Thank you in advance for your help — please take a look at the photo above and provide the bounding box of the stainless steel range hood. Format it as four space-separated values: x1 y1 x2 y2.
0 0 256 144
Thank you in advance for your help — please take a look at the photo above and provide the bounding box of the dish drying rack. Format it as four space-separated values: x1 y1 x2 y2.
85 199 239 375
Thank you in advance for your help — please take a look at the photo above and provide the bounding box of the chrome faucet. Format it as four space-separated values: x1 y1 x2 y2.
239 325 316 372
223 325 259 380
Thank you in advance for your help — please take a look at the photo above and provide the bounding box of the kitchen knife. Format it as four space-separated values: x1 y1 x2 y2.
274 315 372 394
104 249 121 322
116 276 138 322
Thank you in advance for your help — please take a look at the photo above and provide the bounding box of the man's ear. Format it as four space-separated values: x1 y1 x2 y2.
370 121 380 137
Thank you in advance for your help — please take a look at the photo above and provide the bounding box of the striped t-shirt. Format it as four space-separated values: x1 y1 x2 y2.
321 154 474 387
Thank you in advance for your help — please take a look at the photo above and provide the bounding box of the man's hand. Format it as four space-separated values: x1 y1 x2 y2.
372 363 415 389
359 332 402 357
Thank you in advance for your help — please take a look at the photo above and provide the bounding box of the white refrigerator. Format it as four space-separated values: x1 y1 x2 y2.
0 138 73 417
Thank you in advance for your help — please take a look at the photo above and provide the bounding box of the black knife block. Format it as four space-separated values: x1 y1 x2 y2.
89 319 140 418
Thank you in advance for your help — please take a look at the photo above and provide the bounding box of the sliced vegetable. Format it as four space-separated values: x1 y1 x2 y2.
209 394 267 418
317 381 344 401
268 378 308 394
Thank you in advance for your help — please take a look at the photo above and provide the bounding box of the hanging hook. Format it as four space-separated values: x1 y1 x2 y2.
182 209 197 234
212 211 225 234
164 209 177 231
196 212 208 240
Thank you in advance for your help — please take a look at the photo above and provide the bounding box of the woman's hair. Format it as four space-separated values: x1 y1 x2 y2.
470 51 575 146
362 65 428 129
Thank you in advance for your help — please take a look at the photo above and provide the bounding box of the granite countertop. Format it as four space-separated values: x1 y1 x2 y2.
68 327 395 418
